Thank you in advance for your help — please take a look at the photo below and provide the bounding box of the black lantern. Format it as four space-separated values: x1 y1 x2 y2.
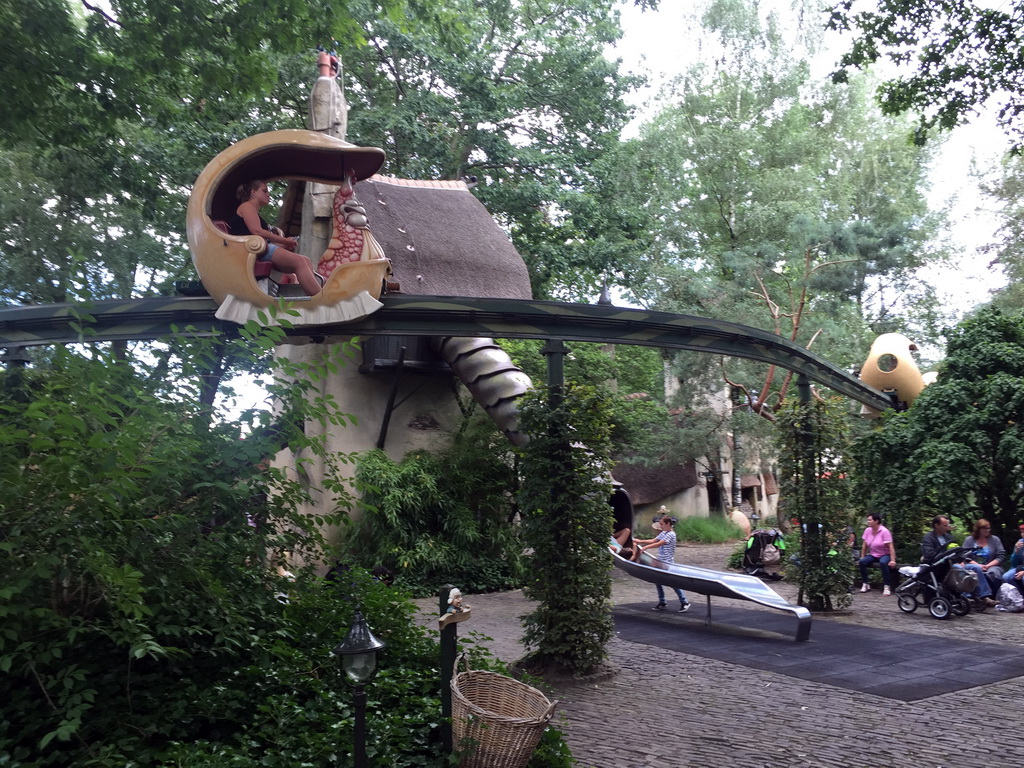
333 608 386 768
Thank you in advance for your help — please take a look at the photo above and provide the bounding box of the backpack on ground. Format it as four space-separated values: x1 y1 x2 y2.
761 542 781 566
996 582 1024 613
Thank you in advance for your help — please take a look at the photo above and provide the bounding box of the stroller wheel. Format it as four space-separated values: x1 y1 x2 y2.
951 594 971 616
928 596 952 620
897 594 918 613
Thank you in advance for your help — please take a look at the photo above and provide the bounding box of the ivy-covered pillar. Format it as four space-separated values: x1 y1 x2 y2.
543 339 567 405
796 376 824 602
517 343 615 676
777 382 855 611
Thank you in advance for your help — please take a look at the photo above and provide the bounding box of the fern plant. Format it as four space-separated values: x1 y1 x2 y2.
350 416 524 594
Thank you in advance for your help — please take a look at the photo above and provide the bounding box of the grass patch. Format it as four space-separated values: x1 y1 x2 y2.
676 515 744 544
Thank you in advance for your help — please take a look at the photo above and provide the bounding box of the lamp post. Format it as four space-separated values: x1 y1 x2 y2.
750 510 760 530
333 607 386 768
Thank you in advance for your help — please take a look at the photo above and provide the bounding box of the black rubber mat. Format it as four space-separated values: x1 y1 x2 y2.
614 602 1024 701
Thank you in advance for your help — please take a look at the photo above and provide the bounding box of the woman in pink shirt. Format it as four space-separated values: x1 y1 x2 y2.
858 513 898 596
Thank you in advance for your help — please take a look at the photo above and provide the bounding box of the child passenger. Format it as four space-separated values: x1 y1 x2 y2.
634 515 691 613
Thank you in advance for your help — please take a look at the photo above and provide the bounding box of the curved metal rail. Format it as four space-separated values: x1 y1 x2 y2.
0 295 894 412
610 546 812 641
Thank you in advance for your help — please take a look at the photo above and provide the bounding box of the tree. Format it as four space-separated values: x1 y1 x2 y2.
632 46 943 355
828 0 1024 151
982 153 1024 312
618 0 947 454
0 0 357 150
500 337 683 466
336 0 646 299
0 0 649 307
0 321 575 766
853 306 1024 554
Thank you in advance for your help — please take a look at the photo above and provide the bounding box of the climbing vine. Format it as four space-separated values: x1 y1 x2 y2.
775 396 858 611
516 382 615 677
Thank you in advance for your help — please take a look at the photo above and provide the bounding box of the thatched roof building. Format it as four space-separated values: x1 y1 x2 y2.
282 175 532 300
612 460 700 506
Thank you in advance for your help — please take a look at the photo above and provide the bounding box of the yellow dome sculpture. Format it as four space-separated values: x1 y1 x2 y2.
860 333 927 415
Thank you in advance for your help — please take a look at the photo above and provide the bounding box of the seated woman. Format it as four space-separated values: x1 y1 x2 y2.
231 180 323 296
858 513 898 596
962 518 1004 606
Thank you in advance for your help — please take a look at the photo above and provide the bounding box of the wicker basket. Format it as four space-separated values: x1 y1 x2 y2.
451 657 557 768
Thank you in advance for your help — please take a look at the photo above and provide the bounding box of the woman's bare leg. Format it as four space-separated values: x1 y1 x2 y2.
271 249 322 296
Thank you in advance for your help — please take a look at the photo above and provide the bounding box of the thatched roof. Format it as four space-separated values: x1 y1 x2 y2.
611 460 699 506
741 473 779 493
282 176 532 300
355 176 531 299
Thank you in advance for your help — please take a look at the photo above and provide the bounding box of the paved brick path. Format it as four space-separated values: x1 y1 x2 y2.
417 543 1024 768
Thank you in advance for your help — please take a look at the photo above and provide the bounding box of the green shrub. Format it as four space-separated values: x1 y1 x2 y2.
349 415 524 596
528 720 576 768
676 515 744 543
726 542 746 569
0 338 571 767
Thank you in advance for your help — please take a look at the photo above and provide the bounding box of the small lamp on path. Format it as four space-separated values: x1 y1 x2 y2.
333 607 386 768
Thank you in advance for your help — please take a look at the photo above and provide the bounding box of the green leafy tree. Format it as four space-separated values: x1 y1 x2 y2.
337 0 646 299
0 46 324 307
630 15 944 357
1 0 650 306
983 154 1024 312
0 325 577 767
501 338 670 449
0 0 363 306
612 0 947 488
828 0 1024 150
1 0 357 150
853 306 1024 551
516 382 615 677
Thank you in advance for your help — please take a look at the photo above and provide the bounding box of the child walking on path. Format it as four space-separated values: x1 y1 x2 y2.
634 514 691 613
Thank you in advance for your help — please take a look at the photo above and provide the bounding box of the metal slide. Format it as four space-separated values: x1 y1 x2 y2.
610 545 812 642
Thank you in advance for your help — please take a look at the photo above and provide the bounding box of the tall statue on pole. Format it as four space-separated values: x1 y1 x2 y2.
302 46 350 263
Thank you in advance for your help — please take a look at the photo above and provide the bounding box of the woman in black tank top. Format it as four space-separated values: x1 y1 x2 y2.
234 180 322 296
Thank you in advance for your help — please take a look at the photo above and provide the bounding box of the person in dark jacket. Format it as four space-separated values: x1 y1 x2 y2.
920 515 953 563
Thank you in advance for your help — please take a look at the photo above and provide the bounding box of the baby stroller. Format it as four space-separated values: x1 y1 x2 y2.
742 529 784 580
894 546 980 619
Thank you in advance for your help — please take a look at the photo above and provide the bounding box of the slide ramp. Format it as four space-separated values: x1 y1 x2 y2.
611 546 812 642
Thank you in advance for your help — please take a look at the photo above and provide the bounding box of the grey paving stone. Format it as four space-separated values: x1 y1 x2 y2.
415 542 1024 768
